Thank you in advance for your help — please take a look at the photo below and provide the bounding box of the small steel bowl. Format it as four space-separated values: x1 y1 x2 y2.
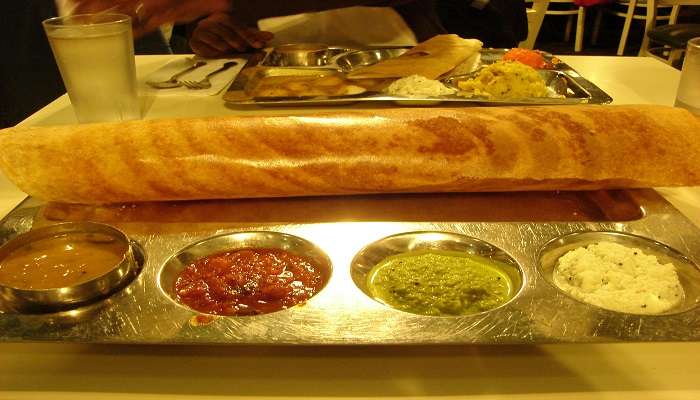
350 231 524 315
158 231 333 315
267 43 330 67
538 231 700 315
335 48 408 72
0 222 140 313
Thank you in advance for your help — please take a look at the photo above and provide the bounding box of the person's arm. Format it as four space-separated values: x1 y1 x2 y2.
189 11 273 57
73 0 232 36
189 0 431 57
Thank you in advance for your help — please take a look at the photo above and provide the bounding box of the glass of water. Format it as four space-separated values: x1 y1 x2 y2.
675 37 700 116
43 14 140 123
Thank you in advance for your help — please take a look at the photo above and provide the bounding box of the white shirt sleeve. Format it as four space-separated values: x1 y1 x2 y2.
258 6 417 47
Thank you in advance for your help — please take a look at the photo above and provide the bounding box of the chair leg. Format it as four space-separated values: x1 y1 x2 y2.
639 0 659 56
575 7 586 52
670 6 681 25
618 0 636 56
668 49 684 66
591 8 603 46
565 15 574 42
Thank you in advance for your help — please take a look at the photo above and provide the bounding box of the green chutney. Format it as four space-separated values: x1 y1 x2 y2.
367 250 515 316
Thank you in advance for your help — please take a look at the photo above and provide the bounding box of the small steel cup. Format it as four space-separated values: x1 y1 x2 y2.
158 231 332 315
335 48 408 72
268 43 330 67
0 222 139 313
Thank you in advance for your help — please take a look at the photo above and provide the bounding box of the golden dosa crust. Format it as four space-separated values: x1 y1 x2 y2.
0 105 699 204
346 34 482 80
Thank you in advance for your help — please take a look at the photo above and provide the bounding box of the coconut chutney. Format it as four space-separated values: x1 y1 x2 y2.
553 242 685 314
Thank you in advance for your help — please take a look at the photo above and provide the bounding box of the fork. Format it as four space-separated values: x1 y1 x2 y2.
147 60 207 89
181 61 239 90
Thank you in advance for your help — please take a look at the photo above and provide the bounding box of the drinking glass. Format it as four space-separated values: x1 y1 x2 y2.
43 13 140 123
675 37 700 116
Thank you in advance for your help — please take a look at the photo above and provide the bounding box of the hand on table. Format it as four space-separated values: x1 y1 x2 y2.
73 0 232 37
189 12 274 57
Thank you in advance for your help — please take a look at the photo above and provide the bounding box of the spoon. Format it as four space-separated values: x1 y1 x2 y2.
147 61 207 89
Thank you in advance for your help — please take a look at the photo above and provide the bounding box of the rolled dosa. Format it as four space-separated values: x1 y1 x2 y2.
0 105 699 204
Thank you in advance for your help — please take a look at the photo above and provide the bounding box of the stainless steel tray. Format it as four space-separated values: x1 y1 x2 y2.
1 189 699 345
223 48 613 106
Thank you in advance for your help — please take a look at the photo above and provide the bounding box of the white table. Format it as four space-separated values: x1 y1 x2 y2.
1 55 699 400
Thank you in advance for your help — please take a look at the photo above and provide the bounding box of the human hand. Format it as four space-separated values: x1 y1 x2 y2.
73 0 232 37
189 12 274 57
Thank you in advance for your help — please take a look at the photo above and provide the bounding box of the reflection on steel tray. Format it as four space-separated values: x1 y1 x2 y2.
0 189 699 345
223 47 613 106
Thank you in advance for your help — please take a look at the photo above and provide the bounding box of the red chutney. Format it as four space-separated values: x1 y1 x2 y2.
174 248 326 316
502 48 552 69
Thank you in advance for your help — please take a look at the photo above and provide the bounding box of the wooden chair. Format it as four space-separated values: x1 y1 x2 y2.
591 0 680 56
520 0 552 48
542 0 588 52
639 0 700 56
645 23 700 64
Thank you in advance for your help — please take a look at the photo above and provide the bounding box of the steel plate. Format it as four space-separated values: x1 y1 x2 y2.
0 189 699 344
223 48 613 106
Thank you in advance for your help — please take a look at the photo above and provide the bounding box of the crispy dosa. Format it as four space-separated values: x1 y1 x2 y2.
346 34 483 80
0 105 699 204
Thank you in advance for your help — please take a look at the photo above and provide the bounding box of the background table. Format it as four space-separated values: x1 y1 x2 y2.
1 55 699 400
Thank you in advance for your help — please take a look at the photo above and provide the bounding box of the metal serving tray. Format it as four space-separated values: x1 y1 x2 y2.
0 189 699 345
223 48 613 106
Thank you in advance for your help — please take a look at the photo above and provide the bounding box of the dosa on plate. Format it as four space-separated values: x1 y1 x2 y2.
0 105 699 204
346 34 483 80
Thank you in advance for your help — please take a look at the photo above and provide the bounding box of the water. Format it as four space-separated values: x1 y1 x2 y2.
674 44 700 116
48 28 140 123
675 99 700 116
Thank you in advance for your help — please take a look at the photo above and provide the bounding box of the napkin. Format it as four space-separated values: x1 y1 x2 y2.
142 56 245 96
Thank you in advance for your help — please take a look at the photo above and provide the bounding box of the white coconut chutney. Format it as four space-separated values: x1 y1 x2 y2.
384 75 456 98
553 242 684 314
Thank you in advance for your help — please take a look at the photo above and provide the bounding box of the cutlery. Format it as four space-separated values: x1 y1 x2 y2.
181 61 238 90
147 61 207 89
